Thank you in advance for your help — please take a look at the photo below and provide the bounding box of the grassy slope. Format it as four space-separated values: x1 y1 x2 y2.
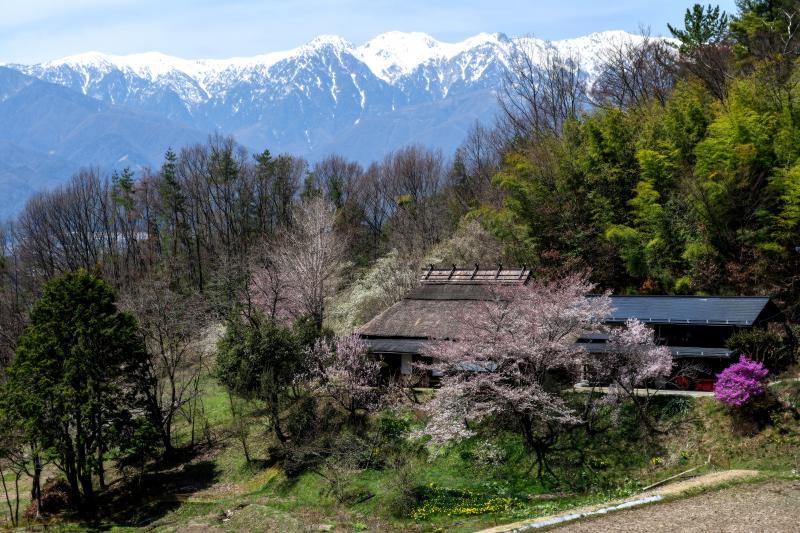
8 379 799 533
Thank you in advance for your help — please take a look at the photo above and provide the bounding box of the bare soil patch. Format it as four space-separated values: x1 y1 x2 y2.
554 480 800 532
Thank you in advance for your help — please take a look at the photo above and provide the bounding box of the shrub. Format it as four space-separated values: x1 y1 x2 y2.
714 355 769 407
383 457 424 517
369 410 416 466
25 478 73 518
726 329 794 372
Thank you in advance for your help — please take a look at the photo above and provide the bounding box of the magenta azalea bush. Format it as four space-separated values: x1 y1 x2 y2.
713 355 769 407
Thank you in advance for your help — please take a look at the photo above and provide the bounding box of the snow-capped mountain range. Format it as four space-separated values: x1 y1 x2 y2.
0 30 642 217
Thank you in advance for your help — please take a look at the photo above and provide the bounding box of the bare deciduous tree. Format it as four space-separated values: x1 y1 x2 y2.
122 278 208 455
353 163 391 251
0 224 27 373
447 121 503 212
272 197 348 329
382 146 448 255
308 155 363 209
591 31 676 109
498 40 588 141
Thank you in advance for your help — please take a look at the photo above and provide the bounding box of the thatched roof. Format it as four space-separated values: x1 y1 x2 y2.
359 267 529 341
360 298 486 339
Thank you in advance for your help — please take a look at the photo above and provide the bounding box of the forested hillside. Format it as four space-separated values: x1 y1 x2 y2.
4 4 800 330
0 2 799 531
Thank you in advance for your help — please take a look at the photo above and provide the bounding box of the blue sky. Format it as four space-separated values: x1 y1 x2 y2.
1 0 741 63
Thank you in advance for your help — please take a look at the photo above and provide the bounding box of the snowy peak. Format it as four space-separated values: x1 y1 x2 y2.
355 31 512 82
41 50 203 80
357 31 443 80
21 30 645 89
304 35 354 51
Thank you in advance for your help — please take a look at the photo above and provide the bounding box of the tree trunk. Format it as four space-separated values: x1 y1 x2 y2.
163 373 176 457
97 445 105 490
194 233 204 292
0 463 16 527
241 435 252 464
272 412 287 443
228 392 251 463
269 391 287 443
64 466 81 512
31 450 42 517
13 472 20 527
96 403 105 490
535 446 545 479
519 414 536 452
74 416 96 515
62 438 82 511
518 414 554 480
79 474 95 515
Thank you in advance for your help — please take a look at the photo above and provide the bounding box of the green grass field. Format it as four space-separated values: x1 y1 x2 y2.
3 376 798 532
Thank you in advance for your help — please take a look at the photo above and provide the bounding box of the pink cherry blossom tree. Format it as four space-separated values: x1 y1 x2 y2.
310 333 389 425
586 318 673 432
419 273 611 478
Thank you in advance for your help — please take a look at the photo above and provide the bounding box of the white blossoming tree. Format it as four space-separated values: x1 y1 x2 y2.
419 273 611 478
586 318 673 432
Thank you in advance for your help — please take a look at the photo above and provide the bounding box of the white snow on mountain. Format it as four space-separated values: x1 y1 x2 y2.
0 30 652 217
13 30 644 101
354 31 511 82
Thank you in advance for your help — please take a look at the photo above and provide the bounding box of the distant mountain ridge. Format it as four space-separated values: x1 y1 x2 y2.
0 30 644 218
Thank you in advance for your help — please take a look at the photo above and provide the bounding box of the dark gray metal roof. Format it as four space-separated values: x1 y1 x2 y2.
578 342 733 359
363 337 429 354
602 296 774 326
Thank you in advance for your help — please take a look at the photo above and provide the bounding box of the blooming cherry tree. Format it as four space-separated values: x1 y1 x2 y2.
586 318 672 431
311 333 387 423
420 273 611 477
714 355 769 407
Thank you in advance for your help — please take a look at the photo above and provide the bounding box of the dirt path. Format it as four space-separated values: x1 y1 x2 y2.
479 470 767 533
640 469 760 497
552 480 800 532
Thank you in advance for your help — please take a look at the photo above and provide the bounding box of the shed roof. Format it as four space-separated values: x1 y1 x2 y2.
602 296 777 326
